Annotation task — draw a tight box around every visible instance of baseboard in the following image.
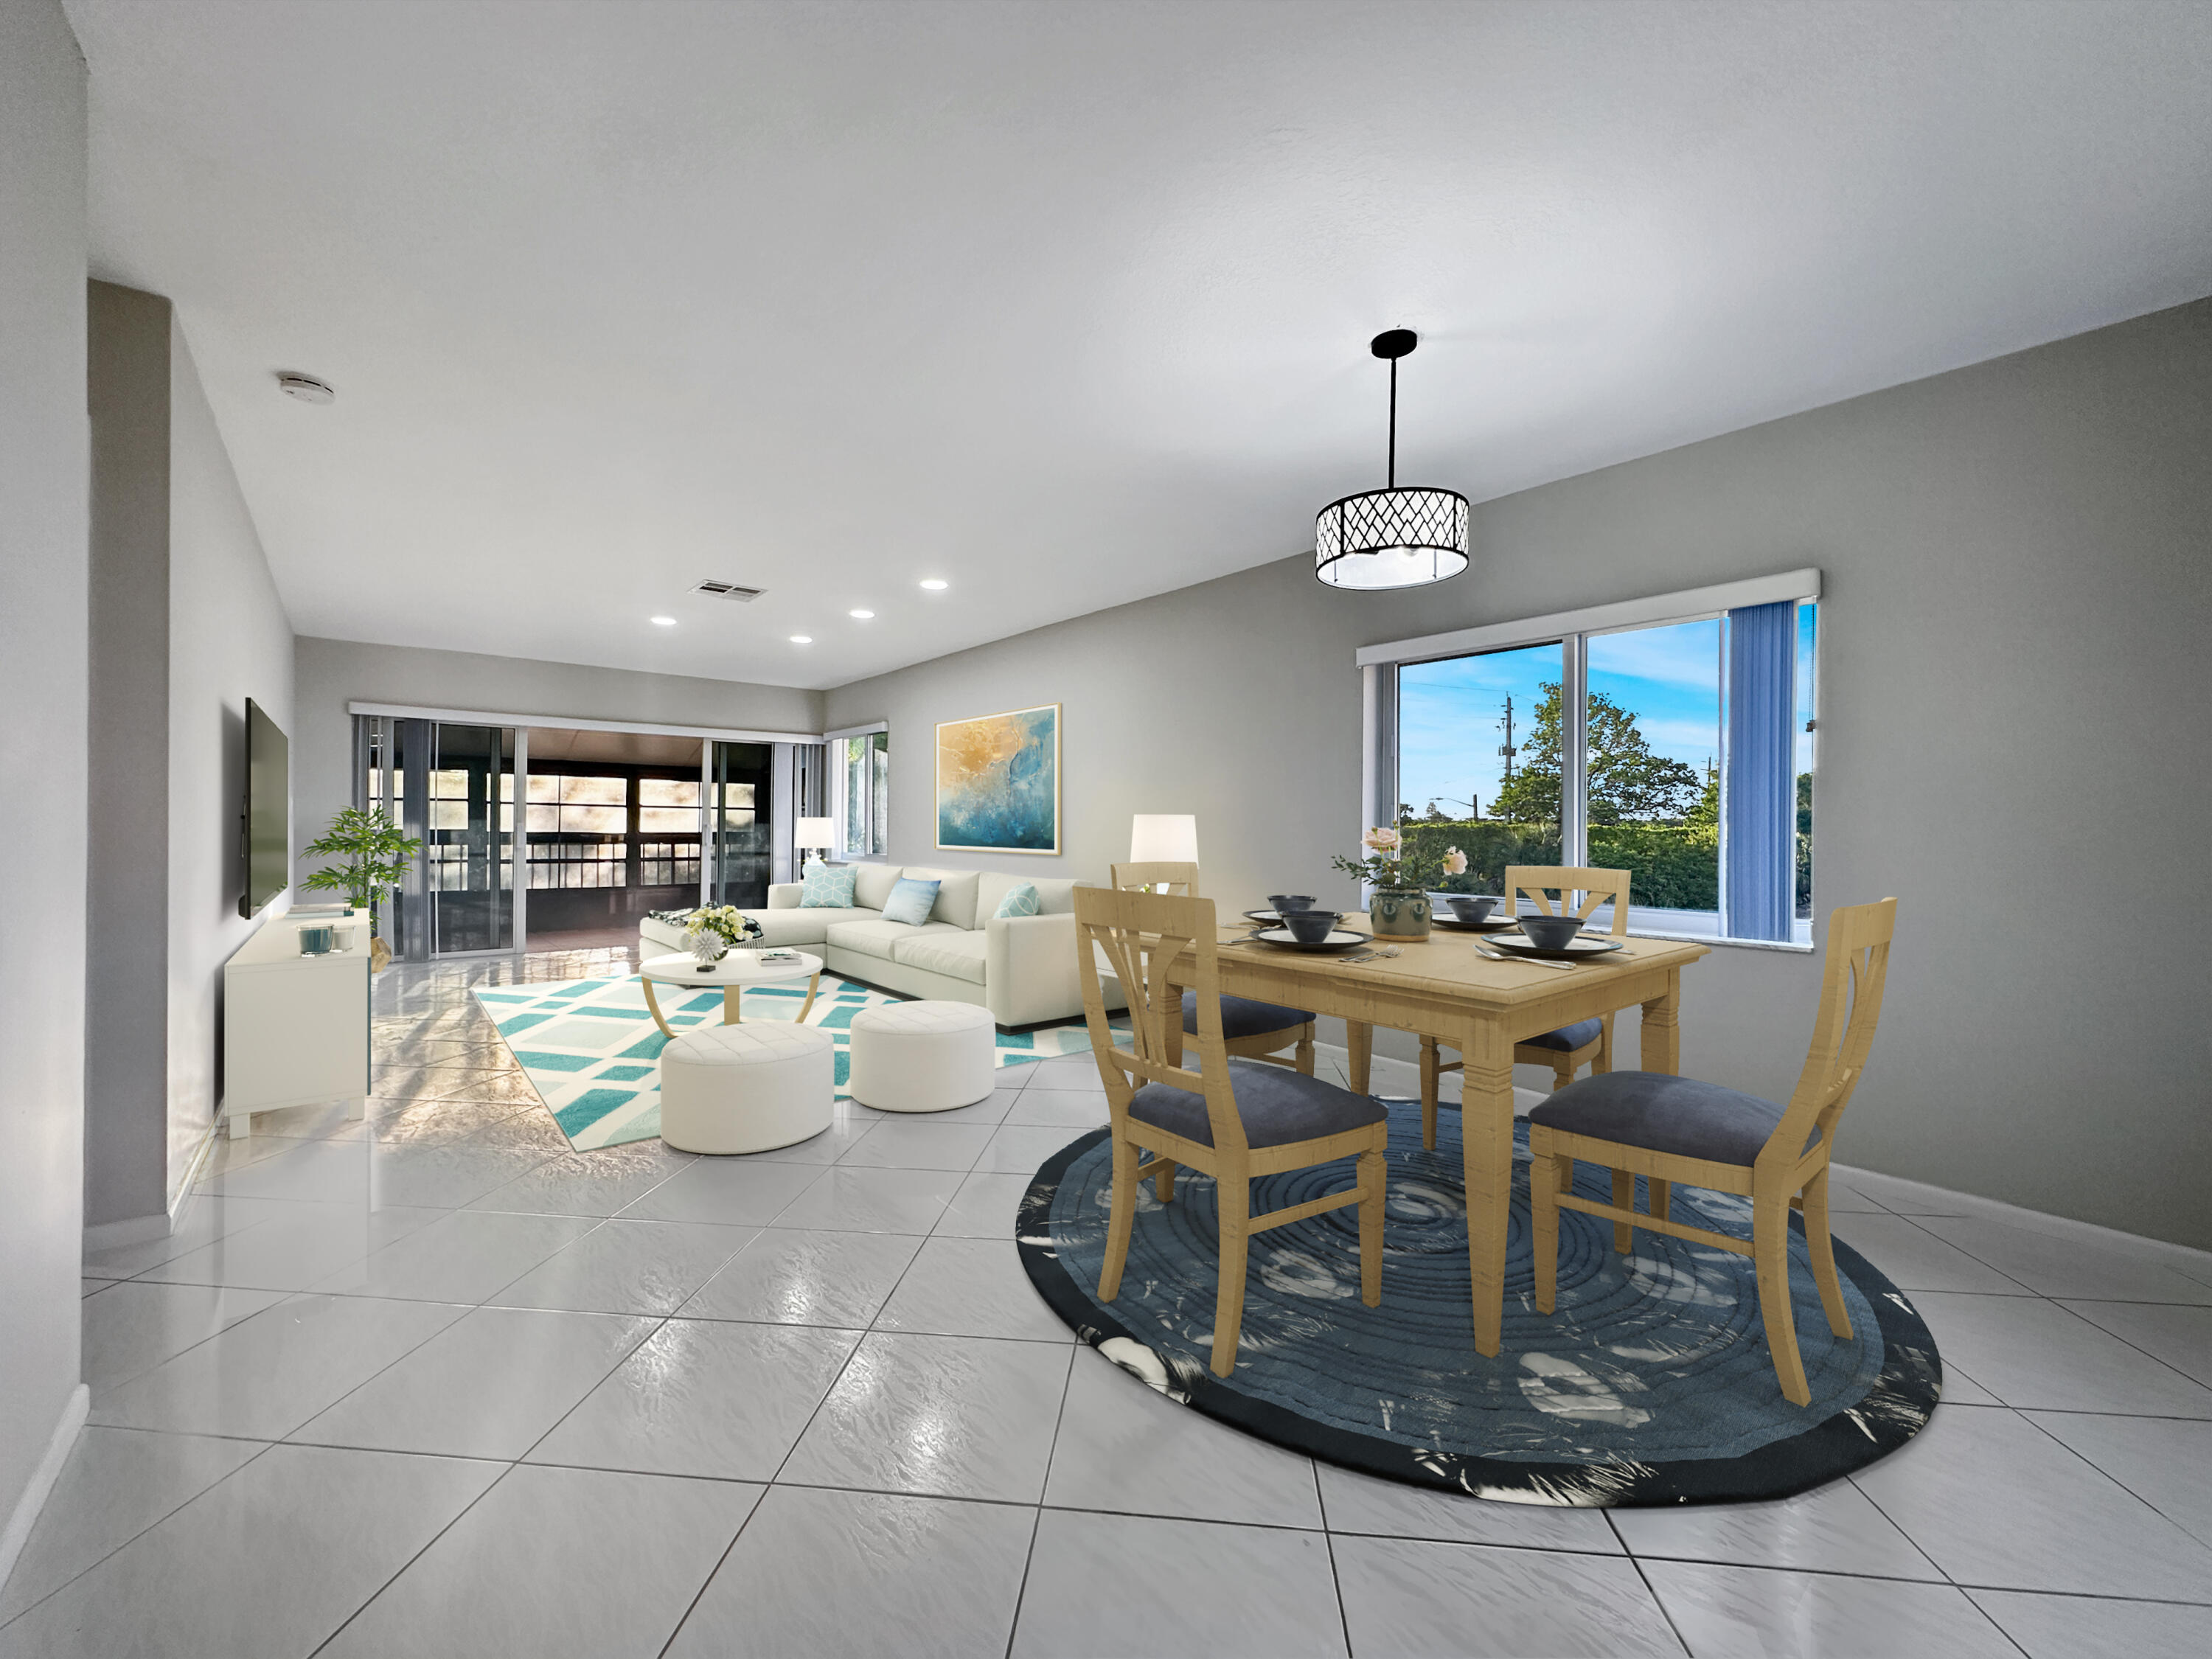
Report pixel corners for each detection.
[82,1118,221,1256]
[1308,1043,2212,1270]
[0,1382,88,1599]
[1827,1161,2212,1276]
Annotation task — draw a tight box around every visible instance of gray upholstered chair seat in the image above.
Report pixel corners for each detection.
[1130,1058,1386,1150]
[1181,990,1313,1040]
[1526,1070,1820,1166]
[1518,1017,1603,1053]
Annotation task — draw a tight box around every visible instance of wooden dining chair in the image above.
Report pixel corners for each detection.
[1527,897,1898,1406]
[1416,866,1632,1150]
[1075,886,1388,1377]
[1109,861,1316,1075]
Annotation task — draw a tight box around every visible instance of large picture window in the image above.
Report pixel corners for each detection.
[1371,573,1818,947]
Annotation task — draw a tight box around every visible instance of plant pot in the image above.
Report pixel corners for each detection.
[1368,888,1432,940]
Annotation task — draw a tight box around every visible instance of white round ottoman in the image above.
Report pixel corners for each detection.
[658,1022,834,1153]
[847,1000,998,1113]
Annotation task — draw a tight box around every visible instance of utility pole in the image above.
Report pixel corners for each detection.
[1498,695,1517,781]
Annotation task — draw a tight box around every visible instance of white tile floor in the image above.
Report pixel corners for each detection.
[11,944,2212,1656]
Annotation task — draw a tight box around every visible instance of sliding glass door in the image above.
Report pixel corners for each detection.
[358,716,516,961]
[706,741,773,909]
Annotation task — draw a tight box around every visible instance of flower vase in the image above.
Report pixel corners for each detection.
[682,925,731,967]
[1368,887,1432,940]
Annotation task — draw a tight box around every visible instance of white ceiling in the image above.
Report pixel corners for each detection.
[67,0,2212,691]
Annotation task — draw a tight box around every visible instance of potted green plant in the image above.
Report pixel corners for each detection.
[1331,823,1459,940]
[299,807,421,969]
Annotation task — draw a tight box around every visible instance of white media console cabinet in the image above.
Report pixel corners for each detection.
[222,910,371,1138]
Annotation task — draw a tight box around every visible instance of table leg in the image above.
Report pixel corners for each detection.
[641,977,676,1040]
[1346,1020,1373,1094]
[799,973,819,1021]
[1640,967,1682,1074]
[227,1110,250,1141]
[1459,1016,1516,1358]
[723,985,743,1024]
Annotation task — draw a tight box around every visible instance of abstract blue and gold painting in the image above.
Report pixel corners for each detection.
[936,703,1060,854]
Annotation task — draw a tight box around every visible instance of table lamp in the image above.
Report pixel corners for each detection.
[796,817,836,868]
[1128,814,1198,865]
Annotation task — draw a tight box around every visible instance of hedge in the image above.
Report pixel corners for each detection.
[1396,819,1719,911]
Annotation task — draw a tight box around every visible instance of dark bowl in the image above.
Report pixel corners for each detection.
[1266,893,1316,915]
[1281,910,1338,944]
[1445,895,1499,923]
[1517,913,1586,950]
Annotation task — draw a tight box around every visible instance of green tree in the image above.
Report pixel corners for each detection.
[1486,682,1703,826]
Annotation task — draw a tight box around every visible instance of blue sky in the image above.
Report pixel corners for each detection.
[1397,606,1815,818]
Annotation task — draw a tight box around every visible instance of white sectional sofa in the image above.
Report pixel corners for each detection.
[639,863,1117,1028]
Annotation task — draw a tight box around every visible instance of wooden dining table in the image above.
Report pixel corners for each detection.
[1162,918,1710,1358]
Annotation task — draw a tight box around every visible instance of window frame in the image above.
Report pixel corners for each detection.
[827,721,891,863]
[1363,571,1820,952]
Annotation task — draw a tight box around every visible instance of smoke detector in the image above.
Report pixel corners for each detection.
[276,372,335,405]
[693,580,764,602]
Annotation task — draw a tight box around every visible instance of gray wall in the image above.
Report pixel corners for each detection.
[293,636,825,887]
[829,296,2212,1250]
[167,313,296,1193]
[0,0,88,1570]
[83,282,295,1232]
[85,281,173,1229]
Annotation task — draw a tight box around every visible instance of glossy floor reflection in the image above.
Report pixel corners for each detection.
[12,947,2211,1655]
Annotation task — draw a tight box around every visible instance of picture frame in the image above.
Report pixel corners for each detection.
[935,703,1060,855]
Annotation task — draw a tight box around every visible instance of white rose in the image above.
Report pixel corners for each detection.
[1443,847,1469,875]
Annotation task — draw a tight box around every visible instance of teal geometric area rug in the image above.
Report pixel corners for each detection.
[473,972,1097,1151]
[1019,1101,1943,1507]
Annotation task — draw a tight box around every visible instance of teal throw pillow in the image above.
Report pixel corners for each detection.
[993,881,1041,919]
[880,876,942,926]
[799,863,857,908]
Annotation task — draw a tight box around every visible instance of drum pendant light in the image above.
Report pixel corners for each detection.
[1314,330,1470,590]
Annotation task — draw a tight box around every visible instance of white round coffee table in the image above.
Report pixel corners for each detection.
[639,950,823,1037]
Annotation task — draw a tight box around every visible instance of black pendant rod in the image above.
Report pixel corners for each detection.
[1387,355,1397,490]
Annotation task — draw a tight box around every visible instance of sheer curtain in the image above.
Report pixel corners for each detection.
[1722,601,1797,941]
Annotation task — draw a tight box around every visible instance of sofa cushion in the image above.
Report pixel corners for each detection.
[892,866,982,930]
[1129,1059,1387,1150]
[826,917,966,964]
[852,863,903,911]
[1527,1071,1818,1166]
[881,877,942,927]
[993,881,1040,919]
[799,864,857,908]
[890,930,989,986]
[1520,1018,1604,1054]
[979,872,1081,917]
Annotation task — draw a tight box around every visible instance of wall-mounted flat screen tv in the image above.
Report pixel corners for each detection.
[240,698,289,919]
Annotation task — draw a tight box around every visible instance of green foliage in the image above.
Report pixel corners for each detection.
[1486,681,1703,827]
[1397,818,1719,911]
[300,807,421,910]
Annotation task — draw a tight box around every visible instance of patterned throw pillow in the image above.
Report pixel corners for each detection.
[799,863,858,908]
[880,876,942,926]
[993,881,1040,919]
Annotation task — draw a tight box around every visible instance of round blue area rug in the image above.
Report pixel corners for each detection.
[1018,1100,1942,1506]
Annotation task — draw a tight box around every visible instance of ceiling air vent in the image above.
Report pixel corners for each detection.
[692,580,764,602]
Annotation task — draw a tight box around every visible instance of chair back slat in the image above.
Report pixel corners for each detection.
[1073,886,1248,1154]
[1502,866,1632,936]
[1761,897,1898,1170]
[1110,861,1200,897]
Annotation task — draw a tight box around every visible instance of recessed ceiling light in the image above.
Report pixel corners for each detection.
[650,615,677,626]
[789,634,813,644]
[919,579,948,591]
[849,608,874,619]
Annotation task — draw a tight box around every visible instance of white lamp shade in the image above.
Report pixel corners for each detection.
[795,817,836,849]
[1129,813,1198,864]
